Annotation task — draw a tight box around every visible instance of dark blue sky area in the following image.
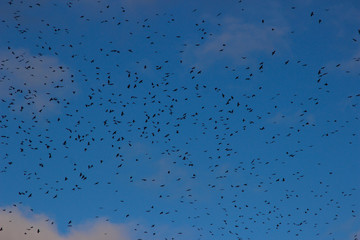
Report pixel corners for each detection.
[0,0,359,240]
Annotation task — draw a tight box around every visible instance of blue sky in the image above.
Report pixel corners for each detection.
[0,0,360,240]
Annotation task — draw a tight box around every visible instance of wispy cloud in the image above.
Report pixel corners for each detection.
[202,17,287,55]
[185,14,290,68]
[0,48,71,89]
[0,206,130,240]
[0,48,76,114]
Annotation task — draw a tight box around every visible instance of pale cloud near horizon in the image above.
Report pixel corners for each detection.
[0,207,130,240]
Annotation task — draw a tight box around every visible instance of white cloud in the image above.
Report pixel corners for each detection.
[202,18,286,56]
[0,48,76,114]
[184,14,290,68]
[0,207,130,240]
[0,48,71,89]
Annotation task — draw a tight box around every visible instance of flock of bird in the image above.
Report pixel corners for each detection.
[0,0,359,240]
